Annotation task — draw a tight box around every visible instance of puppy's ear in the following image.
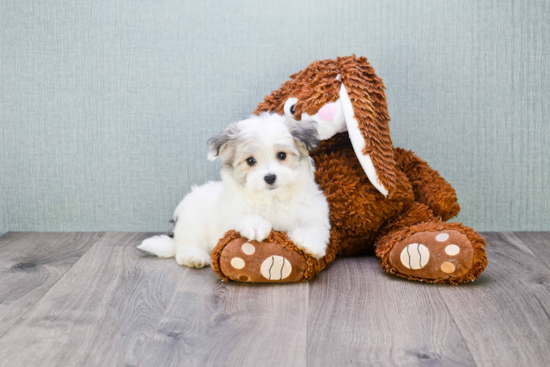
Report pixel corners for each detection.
[286,119,320,153]
[207,122,240,161]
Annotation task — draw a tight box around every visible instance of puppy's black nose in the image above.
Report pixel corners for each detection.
[264,174,276,185]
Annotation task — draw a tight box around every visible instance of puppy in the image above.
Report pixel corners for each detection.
[138,113,331,268]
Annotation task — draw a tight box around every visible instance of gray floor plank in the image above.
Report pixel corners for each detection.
[0,232,186,367]
[1,232,549,366]
[307,256,476,367]
[437,232,550,367]
[139,268,308,367]
[0,232,102,338]
[512,232,550,271]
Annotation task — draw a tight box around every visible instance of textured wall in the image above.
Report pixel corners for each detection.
[1,0,549,232]
[1,0,6,234]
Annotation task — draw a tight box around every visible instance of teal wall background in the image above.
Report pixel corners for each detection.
[1,0,549,233]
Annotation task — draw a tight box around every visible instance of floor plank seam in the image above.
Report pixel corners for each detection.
[0,232,106,341]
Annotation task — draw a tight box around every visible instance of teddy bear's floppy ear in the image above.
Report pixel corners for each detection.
[338,56,397,198]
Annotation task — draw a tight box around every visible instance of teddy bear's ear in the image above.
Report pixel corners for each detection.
[338,56,397,198]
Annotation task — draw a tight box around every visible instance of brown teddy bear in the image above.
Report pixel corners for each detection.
[211,55,487,284]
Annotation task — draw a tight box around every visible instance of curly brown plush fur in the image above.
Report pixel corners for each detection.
[211,55,487,284]
[394,148,461,221]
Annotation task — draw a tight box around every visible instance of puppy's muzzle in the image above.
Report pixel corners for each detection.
[264,174,276,185]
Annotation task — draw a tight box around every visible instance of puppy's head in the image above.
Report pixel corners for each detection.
[208,113,319,198]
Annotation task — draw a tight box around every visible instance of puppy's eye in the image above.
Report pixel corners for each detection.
[277,152,287,161]
[246,157,256,166]
[290,104,296,115]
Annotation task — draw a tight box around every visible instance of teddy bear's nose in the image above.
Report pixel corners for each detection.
[264,174,276,185]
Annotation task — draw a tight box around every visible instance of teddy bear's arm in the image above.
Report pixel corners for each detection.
[394,148,460,221]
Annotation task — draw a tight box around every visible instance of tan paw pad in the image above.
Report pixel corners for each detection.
[444,244,460,256]
[241,242,256,255]
[436,233,450,242]
[400,243,430,269]
[440,262,456,273]
[261,255,292,280]
[230,257,245,269]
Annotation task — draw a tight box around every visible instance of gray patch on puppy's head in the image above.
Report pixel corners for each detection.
[286,119,320,152]
[207,122,241,163]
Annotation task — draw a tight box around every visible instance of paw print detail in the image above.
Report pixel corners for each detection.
[440,262,456,273]
[230,257,245,269]
[260,255,292,280]
[435,233,449,242]
[400,243,430,269]
[444,244,460,256]
[390,230,475,280]
[218,237,307,283]
[241,242,256,255]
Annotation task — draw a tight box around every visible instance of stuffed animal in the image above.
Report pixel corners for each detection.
[211,55,487,284]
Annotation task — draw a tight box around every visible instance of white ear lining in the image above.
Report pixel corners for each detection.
[339,84,389,197]
[207,142,225,161]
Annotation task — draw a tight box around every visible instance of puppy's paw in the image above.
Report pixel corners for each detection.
[234,215,272,242]
[175,247,211,268]
[288,230,327,259]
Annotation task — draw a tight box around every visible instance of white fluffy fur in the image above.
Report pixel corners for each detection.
[138,113,331,268]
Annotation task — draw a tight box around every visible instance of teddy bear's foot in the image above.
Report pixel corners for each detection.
[376,222,487,284]
[211,230,326,283]
[216,237,306,283]
[391,230,474,279]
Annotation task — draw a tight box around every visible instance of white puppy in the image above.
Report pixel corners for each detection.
[138,113,331,268]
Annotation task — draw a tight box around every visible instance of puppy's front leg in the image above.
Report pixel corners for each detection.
[233,215,272,242]
[288,226,329,259]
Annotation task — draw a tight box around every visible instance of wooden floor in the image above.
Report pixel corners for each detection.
[0,232,549,367]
